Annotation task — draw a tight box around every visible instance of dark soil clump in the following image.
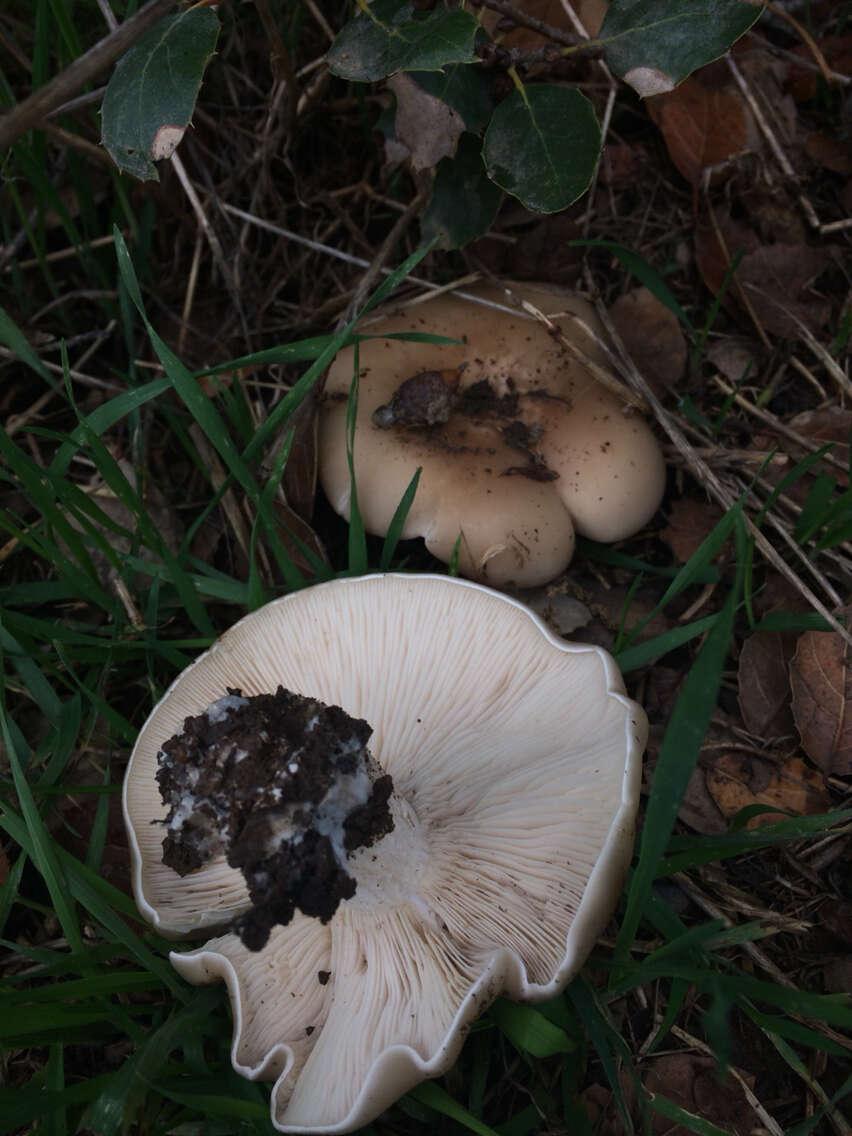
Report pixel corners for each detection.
[156,687,394,950]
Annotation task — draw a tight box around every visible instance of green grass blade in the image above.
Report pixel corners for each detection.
[615,579,739,964]
[0,680,84,954]
[378,467,421,571]
[407,1082,501,1136]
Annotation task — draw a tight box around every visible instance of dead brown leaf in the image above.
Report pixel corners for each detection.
[647,72,750,189]
[823,956,852,994]
[738,630,796,737]
[644,1054,756,1135]
[706,753,829,828]
[705,337,758,384]
[387,73,465,172]
[661,496,726,564]
[790,631,852,775]
[786,35,852,101]
[608,286,687,393]
[804,132,852,176]
[695,212,833,338]
[791,407,852,480]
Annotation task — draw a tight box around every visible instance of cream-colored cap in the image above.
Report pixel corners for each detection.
[319,284,666,587]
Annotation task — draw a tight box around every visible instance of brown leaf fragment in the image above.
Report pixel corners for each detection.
[644,1054,755,1135]
[823,957,852,995]
[738,631,796,737]
[387,73,465,172]
[608,286,687,393]
[737,243,833,338]
[706,753,829,828]
[660,496,726,564]
[786,35,852,101]
[695,213,833,338]
[790,631,852,775]
[804,132,852,176]
[647,75,749,188]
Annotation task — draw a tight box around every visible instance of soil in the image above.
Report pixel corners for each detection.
[156,687,394,950]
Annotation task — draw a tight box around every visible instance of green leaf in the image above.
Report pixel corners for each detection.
[101,7,220,180]
[483,84,600,213]
[421,133,503,249]
[615,576,740,962]
[407,1083,501,1136]
[409,65,494,132]
[600,0,765,96]
[327,0,479,81]
[490,1000,577,1058]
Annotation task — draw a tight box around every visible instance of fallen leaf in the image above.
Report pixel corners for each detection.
[679,763,727,834]
[791,407,852,481]
[644,1054,756,1135]
[601,140,645,190]
[609,286,687,393]
[705,337,758,383]
[790,631,852,775]
[388,72,465,172]
[738,631,796,737]
[660,496,726,563]
[647,72,751,188]
[695,213,833,338]
[468,212,585,286]
[737,243,833,338]
[706,753,829,828]
[824,957,852,994]
[804,132,852,176]
[786,35,852,102]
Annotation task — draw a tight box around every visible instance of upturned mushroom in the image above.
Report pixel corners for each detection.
[319,283,666,587]
[123,574,645,1133]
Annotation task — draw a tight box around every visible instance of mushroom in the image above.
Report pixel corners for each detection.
[319,283,666,587]
[123,573,645,1133]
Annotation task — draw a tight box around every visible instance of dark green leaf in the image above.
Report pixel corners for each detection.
[483,84,600,213]
[101,8,220,180]
[421,133,503,248]
[409,65,494,132]
[328,0,479,81]
[600,0,764,96]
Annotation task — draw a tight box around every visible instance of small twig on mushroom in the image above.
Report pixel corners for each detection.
[519,298,649,412]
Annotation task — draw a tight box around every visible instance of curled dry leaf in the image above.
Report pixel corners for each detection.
[737,630,796,737]
[387,73,466,172]
[646,69,753,189]
[660,496,726,564]
[644,1054,756,1135]
[790,631,852,776]
[608,286,687,393]
[706,753,829,828]
[695,212,833,339]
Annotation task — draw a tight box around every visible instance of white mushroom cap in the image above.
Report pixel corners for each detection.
[123,574,645,1133]
[319,284,666,586]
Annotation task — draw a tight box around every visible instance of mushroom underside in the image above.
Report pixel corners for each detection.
[124,575,645,1133]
